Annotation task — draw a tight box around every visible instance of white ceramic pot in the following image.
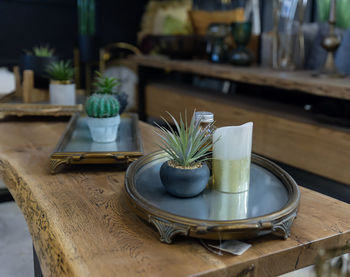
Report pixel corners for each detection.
[87,115,120,143]
[49,82,76,105]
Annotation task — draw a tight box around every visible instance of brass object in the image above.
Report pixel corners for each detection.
[319,0,343,77]
[85,62,92,95]
[73,47,81,89]
[124,151,300,243]
[99,42,141,73]
[50,112,143,173]
[50,80,73,85]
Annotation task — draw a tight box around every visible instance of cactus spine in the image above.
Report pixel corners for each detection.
[86,93,119,118]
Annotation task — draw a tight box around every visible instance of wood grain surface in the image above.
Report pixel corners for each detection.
[0,119,350,277]
[132,55,350,101]
[146,83,350,186]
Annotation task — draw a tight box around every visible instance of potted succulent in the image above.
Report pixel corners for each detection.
[93,72,127,114]
[47,60,75,105]
[21,45,58,87]
[85,73,120,143]
[156,111,214,198]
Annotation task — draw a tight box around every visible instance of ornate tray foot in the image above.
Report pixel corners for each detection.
[272,212,297,239]
[149,216,189,244]
[49,159,69,174]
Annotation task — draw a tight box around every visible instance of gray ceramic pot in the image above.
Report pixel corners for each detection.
[160,161,210,198]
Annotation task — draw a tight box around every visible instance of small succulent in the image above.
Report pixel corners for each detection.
[46,60,74,81]
[155,111,214,168]
[93,71,120,94]
[85,94,120,118]
[27,45,55,57]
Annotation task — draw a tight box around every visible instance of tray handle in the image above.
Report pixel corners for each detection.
[196,222,272,234]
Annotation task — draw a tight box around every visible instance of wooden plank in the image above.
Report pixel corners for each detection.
[22,70,49,103]
[13,66,22,98]
[0,120,350,277]
[131,55,350,101]
[146,83,350,185]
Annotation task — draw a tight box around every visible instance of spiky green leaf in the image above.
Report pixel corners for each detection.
[46,60,74,81]
[154,111,216,167]
[93,71,120,95]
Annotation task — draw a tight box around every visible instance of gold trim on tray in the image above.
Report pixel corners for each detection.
[50,80,74,85]
[50,112,143,174]
[124,151,300,243]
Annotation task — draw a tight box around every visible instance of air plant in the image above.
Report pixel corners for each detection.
[155,111,215,168]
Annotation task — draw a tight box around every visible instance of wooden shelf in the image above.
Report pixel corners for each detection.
[146,82,350,185]
[132,55,350,101]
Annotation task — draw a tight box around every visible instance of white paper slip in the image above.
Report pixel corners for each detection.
[208,240,252,256]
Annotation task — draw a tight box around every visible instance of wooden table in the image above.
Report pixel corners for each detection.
[1,118,350,277]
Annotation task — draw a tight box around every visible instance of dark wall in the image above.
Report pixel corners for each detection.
[99,1,145,47]
[0,0,146,66]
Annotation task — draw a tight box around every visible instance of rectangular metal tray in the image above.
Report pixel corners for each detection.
[50,112,143,173]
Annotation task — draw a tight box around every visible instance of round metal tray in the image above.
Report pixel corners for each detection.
[125,151,300,243]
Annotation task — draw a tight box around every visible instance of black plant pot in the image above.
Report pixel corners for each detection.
[79,35,98,62]
[21,54,58,88]
[160,161,210,198]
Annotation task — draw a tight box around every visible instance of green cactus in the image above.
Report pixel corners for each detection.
[85,93,120,118]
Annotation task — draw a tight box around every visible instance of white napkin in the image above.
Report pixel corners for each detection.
[206,240,251,256]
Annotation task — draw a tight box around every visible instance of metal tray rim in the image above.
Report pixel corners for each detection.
[124,150,300,243]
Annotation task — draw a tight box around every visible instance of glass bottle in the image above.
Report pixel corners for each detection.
[195,111,216,172]
[195,111,215,134]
